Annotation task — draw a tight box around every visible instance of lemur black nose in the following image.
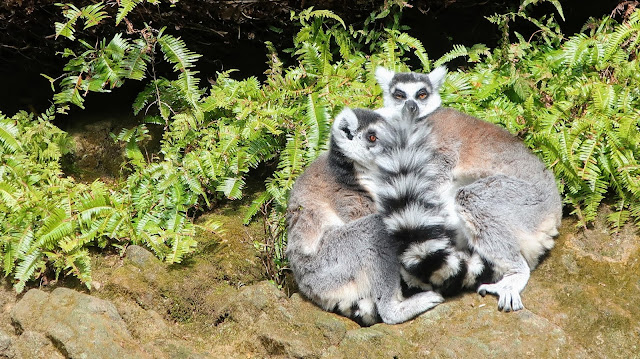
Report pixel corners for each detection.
[404,100,418,115]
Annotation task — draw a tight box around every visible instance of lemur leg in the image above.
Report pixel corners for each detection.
[376,286,444,324]
[455,175,550,312]
[373,238,444,324]
[288,212,443,325]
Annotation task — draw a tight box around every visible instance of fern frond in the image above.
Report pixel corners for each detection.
[380,36,399,68]
[116,0,143,25]
[35,208,74,249]
[577,136,602,191]
[520,0,565,21]
[4,226,33,276]
[54,3,82,40]
[299,9,346,29]
[217,177,245,200]
[630,200,640,226]
[54,75,87,108]
[158,32,201,72]
[121,38,151,80]
[243,191,272,225]
[14,250,43,293]
[591,83,615,114]
[0,119,21,153]
[607,199,630,233]
[303,93,330,159]
[63,249,92,287]
[563,33,603,67]
[296,42,324,75]
[0,181,19,207]
[163,212,197,263]
[54,3,108,40]
[81,3,109,29]
[603,11,640,61]
[434,44,470,68]
[245,136,279,169]
[396,33,431,70]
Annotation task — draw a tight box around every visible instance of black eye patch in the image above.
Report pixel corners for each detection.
[392,89,406,100]
[416,88,429,100]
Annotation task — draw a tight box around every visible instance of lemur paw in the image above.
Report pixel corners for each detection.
[419,290,445,305]
[477,283,524,312]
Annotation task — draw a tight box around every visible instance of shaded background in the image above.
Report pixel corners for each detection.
[0,0,622,115]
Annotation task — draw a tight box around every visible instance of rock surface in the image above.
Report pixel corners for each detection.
[10,287,147,359]
[0,211,638,358]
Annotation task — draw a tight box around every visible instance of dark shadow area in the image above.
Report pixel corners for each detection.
[0,1,623,115]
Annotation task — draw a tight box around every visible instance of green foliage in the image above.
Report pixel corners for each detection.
[442,9,640,230]
[0,108,200,292]
[116,0,161,25]
[54,3,108,40]
[10,0,637,289]
[43,0,421,283]
[0,108,97,292]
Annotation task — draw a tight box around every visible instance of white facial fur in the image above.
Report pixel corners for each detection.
[375,66,447,118]
[331,108,386,171]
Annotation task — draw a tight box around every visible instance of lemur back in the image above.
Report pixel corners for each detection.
[286,107,443,326]
[375,67,563,311]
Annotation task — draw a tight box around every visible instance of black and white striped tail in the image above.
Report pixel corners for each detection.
[374,104,485,296]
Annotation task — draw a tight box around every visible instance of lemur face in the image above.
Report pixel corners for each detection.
[375,66,447,119]
[331,108,394,170]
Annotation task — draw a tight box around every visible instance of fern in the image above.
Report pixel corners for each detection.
[116,0,144,25]
[0,119,21,153]
[55,3,108,40]
[303,93,330,160]
[434,44,472,68]
[14,250,44,293]
[81,3,109,28]
[603,10,640,61]
[157,32,201,73]
[121,38,151,80]
[297,8,346,29]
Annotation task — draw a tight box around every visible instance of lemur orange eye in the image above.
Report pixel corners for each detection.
[418,92,427,99]
[368,134,377,142]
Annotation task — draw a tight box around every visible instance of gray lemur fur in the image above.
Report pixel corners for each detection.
[374,66,563,311]
[372,100,489,298]
[285,107,443,326]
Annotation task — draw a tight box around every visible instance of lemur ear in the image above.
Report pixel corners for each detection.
[428,66,447,90]
[375,67,395,91]
[332,107,358,140]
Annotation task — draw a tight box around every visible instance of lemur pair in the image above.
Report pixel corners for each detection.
[285,66,562,326]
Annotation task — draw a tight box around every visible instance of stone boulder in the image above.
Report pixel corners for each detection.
[10,287,149,359]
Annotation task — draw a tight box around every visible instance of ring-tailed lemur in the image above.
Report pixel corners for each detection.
[374,66,563,311]
[372,102,493,298]
[286,107,443,326]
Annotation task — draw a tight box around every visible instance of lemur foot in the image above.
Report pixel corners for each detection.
[477,282,524,312]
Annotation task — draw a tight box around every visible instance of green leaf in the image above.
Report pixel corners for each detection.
[116,0,143,25]
[217,177,245,200]
[0,120,22,153]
